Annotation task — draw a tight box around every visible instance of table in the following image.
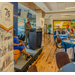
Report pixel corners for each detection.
[60,37,67,40]
[61,39,75,60]
[70,34,75,38]
[59,34,68,40]
[54,34,68,40]
[61,39,75,52]
[60,62,75,72]
[59,34,68,38]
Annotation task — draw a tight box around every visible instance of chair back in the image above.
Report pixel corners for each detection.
[56,52,70,69]
[55,42,59,48]
[55,35,62,48]
[19,34,23,40]
[22,35,25,41]
[57,35,62,43]
[18,35,20,38]
[28,65,37,72]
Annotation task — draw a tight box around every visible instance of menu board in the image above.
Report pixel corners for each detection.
[0,2,14,72]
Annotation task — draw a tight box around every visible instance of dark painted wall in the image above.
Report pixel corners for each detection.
[11,2,18,36]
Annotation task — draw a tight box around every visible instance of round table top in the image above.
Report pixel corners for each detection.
[60,62,75,72]
[59,34,68,37]
[62,40,75,44]
[61,40,75,49]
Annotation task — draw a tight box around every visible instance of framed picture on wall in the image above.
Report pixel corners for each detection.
[53,20,71,30]
[39,18,44,29]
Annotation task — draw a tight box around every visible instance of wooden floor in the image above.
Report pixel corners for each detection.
[29,34,59,72]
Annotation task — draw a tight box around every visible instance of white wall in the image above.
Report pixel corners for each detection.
[36,13,42,28]
[45,19,51,25]
[45,19,53,33]
[45,19,50,33]
[19,11,27,19]
[50,19,53,34]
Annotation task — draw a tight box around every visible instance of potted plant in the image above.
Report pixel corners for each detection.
[47,24,51,34]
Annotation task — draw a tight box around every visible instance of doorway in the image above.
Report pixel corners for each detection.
[44,24,47,34]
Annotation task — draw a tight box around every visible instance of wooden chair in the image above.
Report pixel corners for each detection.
[18,35,20,38]
[55,36,65,52]
[56,52,70,70]
[22,35,25,41]
[14,49,22,64]
[19,34,23,40]
[57,35,62,43]
[28,65,37,72]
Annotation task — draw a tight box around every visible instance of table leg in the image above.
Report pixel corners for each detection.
[73,46,75,61]
[65,48,67,52]
[65,44,67,52]
[74,53,75,61]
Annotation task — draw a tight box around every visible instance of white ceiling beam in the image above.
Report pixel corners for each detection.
[46,10,75,14]
[46,12,75,15]
[34,2,50,12]
[46,9,75,13]
[43,2,51,11]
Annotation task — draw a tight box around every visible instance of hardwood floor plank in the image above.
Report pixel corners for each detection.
[29,34,59,72]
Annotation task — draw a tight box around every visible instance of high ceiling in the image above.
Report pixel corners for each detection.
[34,2,75,20]
[19,2,75,20]
[44,2,75,11]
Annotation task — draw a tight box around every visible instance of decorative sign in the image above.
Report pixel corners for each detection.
[39,18,44,47]
[54,21,71,29]
[0,2,14,72]
[0,3,13,29]
[39,18,44,29]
